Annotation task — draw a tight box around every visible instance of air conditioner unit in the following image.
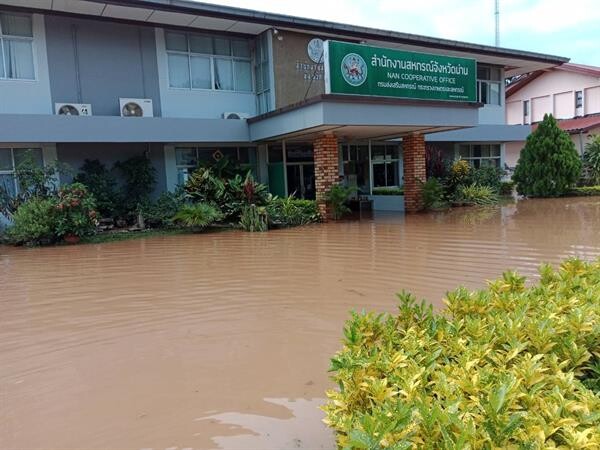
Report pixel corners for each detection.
[222,112,250,120]
[119,98,153,117]
[55,103,92,116]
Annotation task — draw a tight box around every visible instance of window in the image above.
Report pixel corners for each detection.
[174,146,257,185]
[165,31,252,92]
[371,145,401,188]
[477,65,501,105]
[0,12,35,80]
[575,90,583,110]
[342,145,370,195]
[523,100,529,123]
[458,144,501,168]
[0,147,43,196]
[255,32,272,114]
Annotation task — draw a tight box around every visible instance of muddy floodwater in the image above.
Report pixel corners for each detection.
[2,197,600,450]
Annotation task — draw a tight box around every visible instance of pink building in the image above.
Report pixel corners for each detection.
[505,63,600,167]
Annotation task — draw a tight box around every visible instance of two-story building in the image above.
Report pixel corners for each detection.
[0,0,567,215]
[505,63,600,167]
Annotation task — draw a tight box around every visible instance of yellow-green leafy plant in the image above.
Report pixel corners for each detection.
[323,258,600,449]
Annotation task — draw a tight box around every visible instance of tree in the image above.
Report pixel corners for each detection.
[583,134,600,185]
[513,114,581,197]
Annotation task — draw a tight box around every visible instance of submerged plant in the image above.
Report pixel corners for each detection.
[172,203,222,229]
[454,183,499,206]
[324,184,353,220]
[239,204,268,232]
[324,258,600,449]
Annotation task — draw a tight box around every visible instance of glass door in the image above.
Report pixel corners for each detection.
[286,163,315,199]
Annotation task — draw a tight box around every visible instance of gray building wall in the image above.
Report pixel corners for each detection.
[44,15,161,117]
[57,143,167,195]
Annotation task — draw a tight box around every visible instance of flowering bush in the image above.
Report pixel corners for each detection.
[54,183,98,238]
[324,259,600,449]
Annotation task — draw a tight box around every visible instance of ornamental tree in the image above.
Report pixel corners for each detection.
[513,114,581,197]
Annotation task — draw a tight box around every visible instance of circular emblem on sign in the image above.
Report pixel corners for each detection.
[307,38,324,63]
[341,53,368,86]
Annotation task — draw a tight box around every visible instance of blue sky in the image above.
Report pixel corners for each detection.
[207,0,600,66]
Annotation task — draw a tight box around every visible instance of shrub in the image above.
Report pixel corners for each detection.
[185,168,269,221]
[425,144,448,179]
[0,151,69,220]
[140,189,186,228]
[453,183,499,206]
[470,166,505,193]
[267,196,320,226]
[583,134,600,185]
[54,183,98,238]
[114,154,156,217]
[6,197,57,245]
[324,259,600,449]
[513,114,581,197]
[74,159,119,218]
[500,181,515,196]
[172,202,222,229]
[421,177,448,210]
[569,185,600,197]
[372,187,404,196]
[239,204,268,232]
[325,184,354,220]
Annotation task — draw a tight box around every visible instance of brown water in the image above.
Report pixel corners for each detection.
[2,197,600,450]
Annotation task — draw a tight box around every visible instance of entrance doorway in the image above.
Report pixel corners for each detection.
[286,164,315,199]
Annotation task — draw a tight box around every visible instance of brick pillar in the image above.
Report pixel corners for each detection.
[314,134,339,221]
[403,133,426,212]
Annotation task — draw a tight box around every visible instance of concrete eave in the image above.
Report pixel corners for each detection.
[0,114,251,143]
[248,95,482,142]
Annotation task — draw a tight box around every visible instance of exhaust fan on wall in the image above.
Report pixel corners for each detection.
[55,103,92,116]
[119,98,154,117]
[223,112,250,120]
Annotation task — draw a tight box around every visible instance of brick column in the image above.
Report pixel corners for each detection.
[403,133,426,212]
[314,134,339,221]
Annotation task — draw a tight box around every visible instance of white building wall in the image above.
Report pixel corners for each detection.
[0,14,52,114]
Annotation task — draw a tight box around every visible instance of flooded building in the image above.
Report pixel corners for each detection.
[0,0,567,215]
[505,63,600,167]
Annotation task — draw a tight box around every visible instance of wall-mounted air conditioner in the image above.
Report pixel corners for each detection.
[222,112,250,120]
[55,103,92,116]
[119,98,153,117]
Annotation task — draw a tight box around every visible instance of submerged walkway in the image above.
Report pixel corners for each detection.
[2,197,600,450]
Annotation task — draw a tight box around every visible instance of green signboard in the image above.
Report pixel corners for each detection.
[324,40,477,102]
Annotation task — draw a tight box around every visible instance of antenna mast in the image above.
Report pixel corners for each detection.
[495,0,500,46]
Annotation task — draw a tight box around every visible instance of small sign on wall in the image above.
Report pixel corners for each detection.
[324,40,477,102]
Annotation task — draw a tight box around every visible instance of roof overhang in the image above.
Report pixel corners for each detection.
[0,114,251,143]
[0,0,568,76]
[248,95,481,142]
[426,124,532,142]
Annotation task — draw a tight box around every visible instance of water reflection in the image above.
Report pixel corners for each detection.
[2,197,600,450]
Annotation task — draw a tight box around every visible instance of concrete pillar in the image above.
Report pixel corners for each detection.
[314,134,339,221]
[403,133,426,212]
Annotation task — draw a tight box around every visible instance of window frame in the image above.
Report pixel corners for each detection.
[174,146,257,185]
[523,99,530,123]
[575,90,583,109]
[0,147,44,195]
[0,11,36,82]
[165,31,253,93]
[371,145,401,188]
[457,143,502,168]
[476,65,502,106]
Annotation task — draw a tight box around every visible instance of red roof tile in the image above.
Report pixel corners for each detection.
[532,115,600,134]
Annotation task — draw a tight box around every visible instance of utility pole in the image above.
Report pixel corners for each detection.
[495,0,500,46]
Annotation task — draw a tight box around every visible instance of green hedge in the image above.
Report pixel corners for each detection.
[372,187,404,196]
[324,259,600,449]
[569,186,600,197]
